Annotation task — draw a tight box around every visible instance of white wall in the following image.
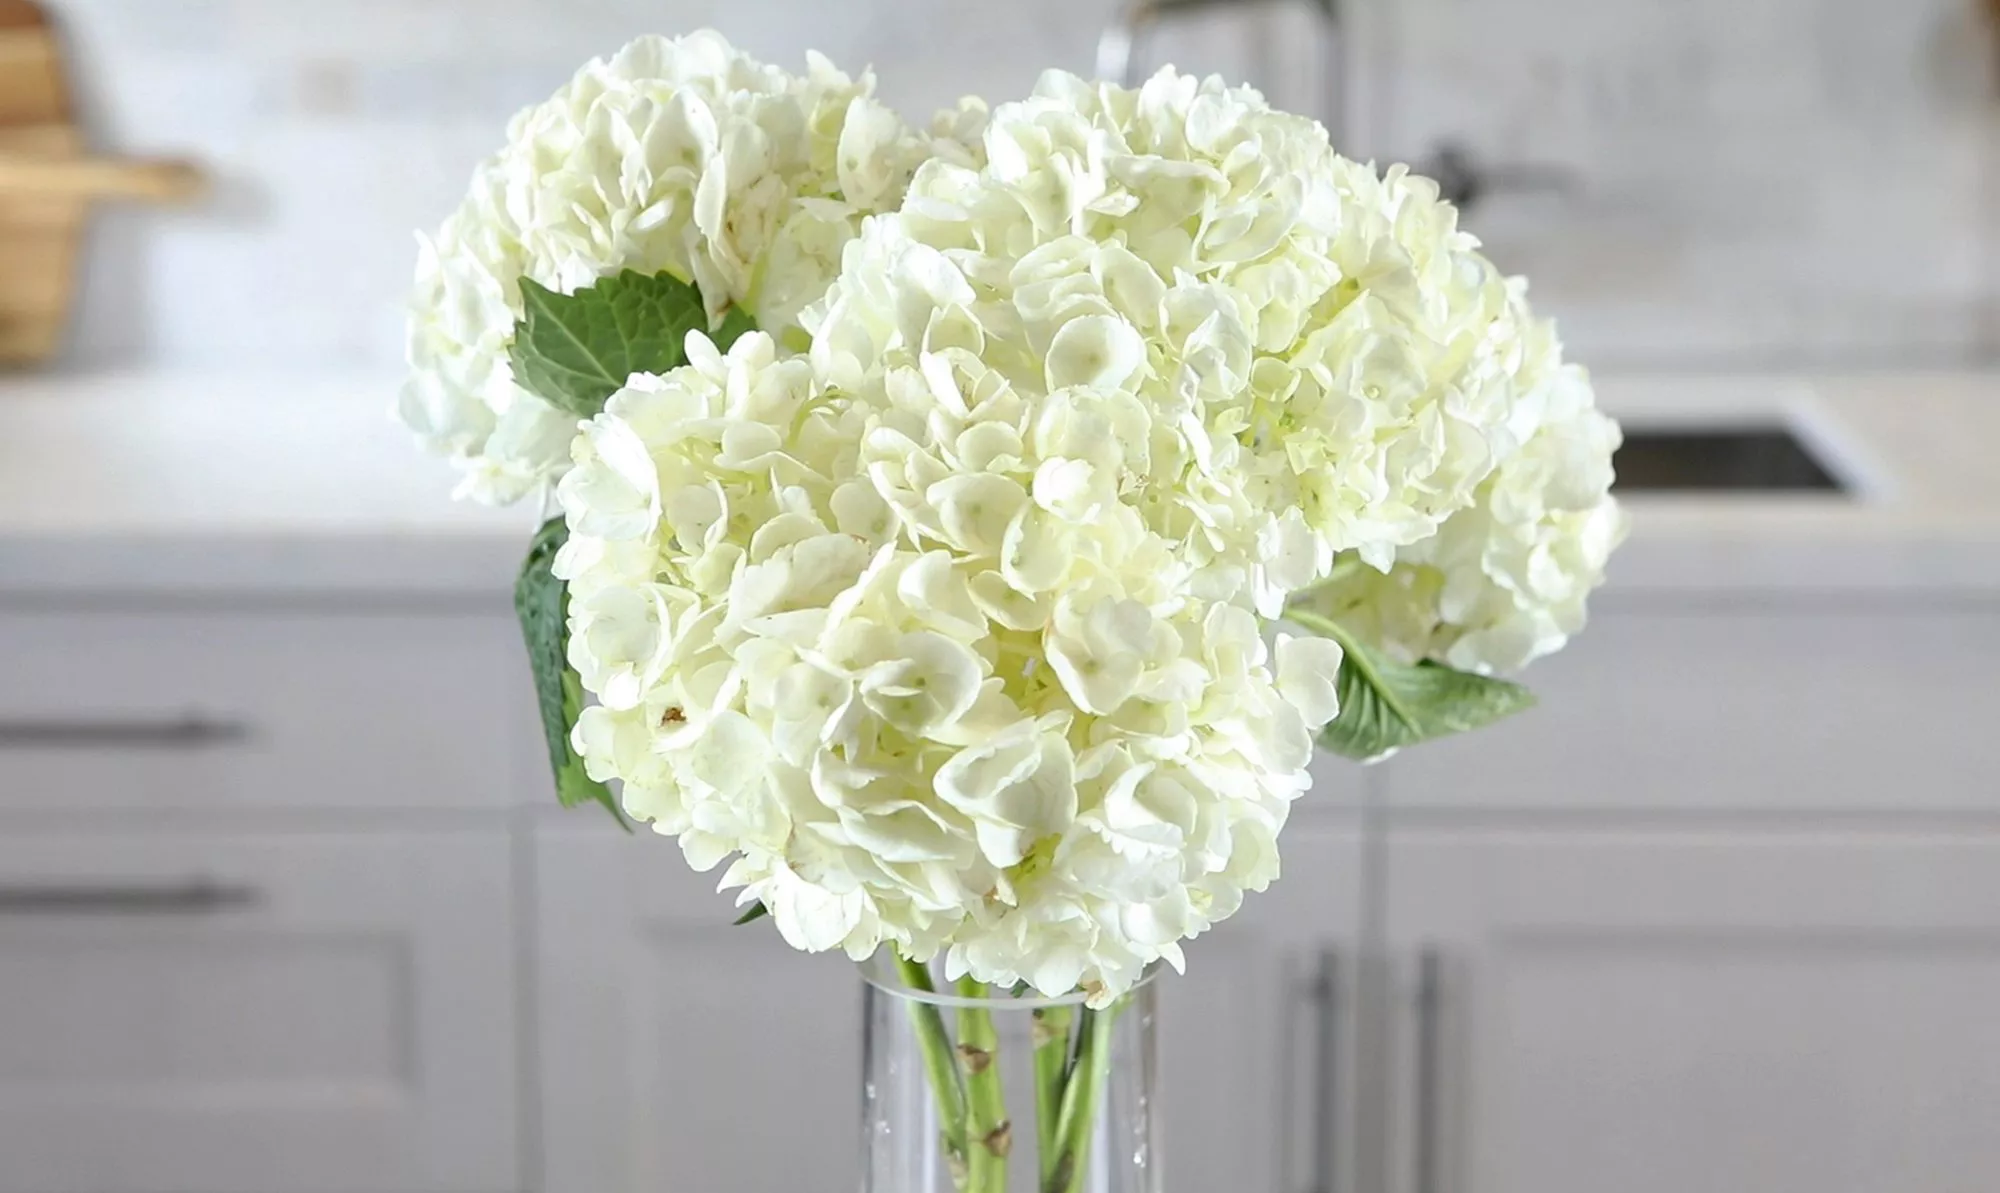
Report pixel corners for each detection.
[1381,0,2000,370]
[45,0,2000,374]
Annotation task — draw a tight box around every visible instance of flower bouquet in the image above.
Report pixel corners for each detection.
[400,30,1625,1193]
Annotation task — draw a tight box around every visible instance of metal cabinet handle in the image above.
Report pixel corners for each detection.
[0,877,260,914]
[1412,949,1444,1193]
[1303,947,1342,1193]
[0,713,249,750]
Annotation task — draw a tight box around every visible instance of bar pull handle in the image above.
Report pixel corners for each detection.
[1412,948,1445,1193]
[0,877,260,915]
[1302,946,1342,1193]
[0,713,249,750]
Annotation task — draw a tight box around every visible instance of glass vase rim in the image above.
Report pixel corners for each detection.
[859,951,1162,1010]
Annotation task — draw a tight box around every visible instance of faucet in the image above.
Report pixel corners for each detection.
[1097,0,1346,146]
[1095,0,1577,215]
[1415,141,1579,212]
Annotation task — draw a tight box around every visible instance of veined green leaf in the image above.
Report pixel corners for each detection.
[516,517,627,828]
[508,270,744,418]
[1287,608,1537,761]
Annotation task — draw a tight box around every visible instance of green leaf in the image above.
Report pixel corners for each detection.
[1288,609,1537,761]
[508,270,739,418]
[732,904,770,927]
[516,517,628,828]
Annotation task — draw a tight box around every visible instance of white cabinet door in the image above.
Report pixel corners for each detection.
[1377,608,2000,812]
[535,827,863,1193]
[0,831,519,1193]
[1158,824,1364,1193]
[1378,832,2000,1193]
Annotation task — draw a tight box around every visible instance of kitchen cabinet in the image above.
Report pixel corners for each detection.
[536,822,1368,1193]
[535,825,864,1193]
[1371,831,2000,1193]
[7,426,2000,1193]
[0,830,520,1193]
[1156,825,1364,1193]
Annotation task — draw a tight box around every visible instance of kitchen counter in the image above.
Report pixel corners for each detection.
[0,369,1996,599]
[0,372,531,597]
[1594,373,2000,598]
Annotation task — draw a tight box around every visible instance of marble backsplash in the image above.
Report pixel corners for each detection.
[45,0,2000,374]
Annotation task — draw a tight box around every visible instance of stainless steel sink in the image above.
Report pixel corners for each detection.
[1613,426,1850,494]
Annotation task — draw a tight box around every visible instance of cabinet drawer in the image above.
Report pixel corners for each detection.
[0,609,531,811]
[1379,609,2000,812]
[0,830,519,1193]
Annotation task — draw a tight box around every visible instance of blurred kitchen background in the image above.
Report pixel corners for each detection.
[24,0,2000,372]
[1,2,1998,1193]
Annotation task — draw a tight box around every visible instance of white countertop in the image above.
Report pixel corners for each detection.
[1592,372,2000,597]
[0,369,1996,598]
[0,372,531,597]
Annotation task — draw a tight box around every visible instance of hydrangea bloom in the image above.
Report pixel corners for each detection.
[1300,364,1629,674]
[399,32,984,504]
[545,64,1620,1003]
[815,68,1567,618]
[558,322,1345,1001]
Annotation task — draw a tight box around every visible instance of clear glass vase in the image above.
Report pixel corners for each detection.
[860,954,1162,1193]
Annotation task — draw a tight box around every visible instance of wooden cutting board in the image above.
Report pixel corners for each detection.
[1989,0,2000,83]
[0,0,204,366]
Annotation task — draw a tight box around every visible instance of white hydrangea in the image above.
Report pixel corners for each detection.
[399,31,986,505]
[540,63,1621,1003]
[815,67,1565,617]
[557,324,1347,1003]
[1298,364,1629,674]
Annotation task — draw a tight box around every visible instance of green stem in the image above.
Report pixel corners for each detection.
[1046,1001,1121,1193]
[897,956,969,1182]
[1288,605,1434,726]
[956,977,1011,1193]
[1285,607,1363,664]
[1032,1005,1075,1186]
